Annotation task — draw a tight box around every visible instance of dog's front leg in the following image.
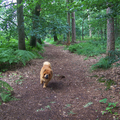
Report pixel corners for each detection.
[43,83,47,88]
[43,81,49,88]
[40,78,43,84]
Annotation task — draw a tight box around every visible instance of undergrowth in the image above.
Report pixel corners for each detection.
[67,40,106,57]
[0,77,14,105]
[99,98,118,116]
[91,50,120,70]
[0,38,43,71]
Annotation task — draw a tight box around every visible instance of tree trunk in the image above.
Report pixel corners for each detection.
[115,17,118,40]
[82,19,84,40]
[17,0,26,50]
[88,15,92,38]
[54,35,58,42]
[53,27,58,42]
[100,28,103,39]
[104,23,107,40]
[106,7,115,56]
[30,4,41,47]
[66,0,70,45]
[71,12,76,43]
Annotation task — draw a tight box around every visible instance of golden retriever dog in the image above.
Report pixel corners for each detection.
[40,61,53,88]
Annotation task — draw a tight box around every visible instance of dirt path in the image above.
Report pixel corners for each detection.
[0,44,119,120]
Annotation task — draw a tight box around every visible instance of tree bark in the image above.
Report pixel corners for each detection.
[106,7,115,56]
[100,28,103,39]
[30,4,41,47]
[17,0,26,50]
[66,0,70,45]
[88,15,92,38]
[71,12,76,43]
[115,17,118,40]
[104,23,107,40]
[82,19,84,40]
[53,27,58,42]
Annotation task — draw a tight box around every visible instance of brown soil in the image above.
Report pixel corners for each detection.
[0,44,120,120]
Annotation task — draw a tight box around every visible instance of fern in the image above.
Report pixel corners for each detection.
[0,80,13,92]
[91,57,111,70]
[91,50,120,70]
[0,48,39,67]
[15,50,37,65]
[0,48,15,63]
[0,80,13,103]
[67,40,106,57]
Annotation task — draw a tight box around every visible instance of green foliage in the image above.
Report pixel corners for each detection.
[83,102,93,108]
[91,57,111,70]
[0,37,43,71]
[15,50,37,65]
[68,40,106,57]
[99,98,107,103]
[45,37,58,45]
[96,76,116,90]
[0,48,38,66]
[91,50,120,70]
[105,79,116,90]
[99,98,118,115]
[0,80,13,104]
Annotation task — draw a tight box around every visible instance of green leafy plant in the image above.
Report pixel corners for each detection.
[91,50,120,70]
[99,98,118,115]
[0,80,14,104]
[97,76,116,90]
[91,57,112,70]
[64,104,71,108]
[68,110,76,115]
[0,48,41,71]
[15,50,37,65]
[83,102,93,108]
[67,40,106,57]
[15,79,23,85]
[0,37,43,71]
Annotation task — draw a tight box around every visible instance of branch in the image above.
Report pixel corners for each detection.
[0,16,17,26]
[0,3,16,8]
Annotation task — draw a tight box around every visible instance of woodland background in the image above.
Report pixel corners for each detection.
[0,0,120,107]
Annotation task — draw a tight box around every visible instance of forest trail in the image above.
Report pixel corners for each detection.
[0,44,117,120]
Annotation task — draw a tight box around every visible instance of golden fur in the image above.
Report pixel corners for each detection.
[40,61,53,88]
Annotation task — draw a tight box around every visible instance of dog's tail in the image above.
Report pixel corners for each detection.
[43,61,51,68]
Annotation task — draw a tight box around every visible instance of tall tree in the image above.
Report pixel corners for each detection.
[106,6,115,56]
[66,0,70,45]
[17,0,26,50]
[53,27,58,42]
[71,11,76,43]
[30,4,41,47]
[88,14,92,38]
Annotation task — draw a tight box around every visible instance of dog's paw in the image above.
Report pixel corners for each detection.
[43,86,46,88]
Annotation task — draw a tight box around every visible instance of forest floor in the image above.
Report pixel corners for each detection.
[1,43,120,120]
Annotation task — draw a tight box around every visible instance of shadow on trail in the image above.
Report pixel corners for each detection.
[47,81,64,90]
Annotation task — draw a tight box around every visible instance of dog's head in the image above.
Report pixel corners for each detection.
[43,69,52,82]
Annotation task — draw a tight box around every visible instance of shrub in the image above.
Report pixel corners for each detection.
[0,48,38,66]
[91,50,120,70]
[67,40,106,56]
[91,57,111,70]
